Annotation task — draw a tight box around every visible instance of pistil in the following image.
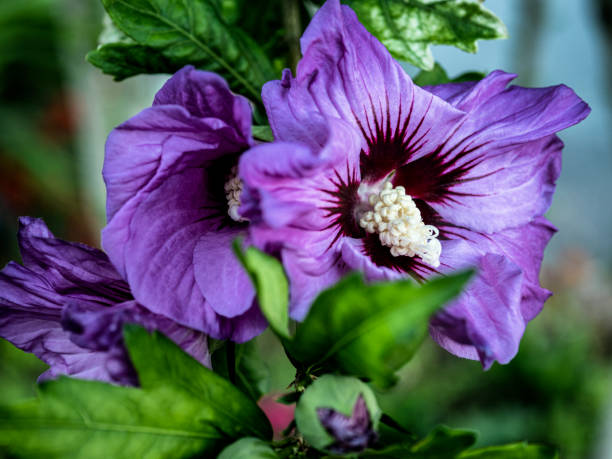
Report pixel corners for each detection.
[224,166,247,222]
[359,181,441,267]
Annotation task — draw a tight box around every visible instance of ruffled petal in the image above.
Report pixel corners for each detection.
[240,117,362,260]
[395,71,589,233]
[102,69,261,340]
[17,217,131,304]
[0,218,211,384]
[153,65,253,141]
[444,217,556,322]
[262,0,465,183]
[431,252,525,369]
[63,300,210,384]
[395,135,564,233]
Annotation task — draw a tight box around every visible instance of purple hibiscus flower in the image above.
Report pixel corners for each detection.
[0,217,210,385]
[102,66,267,342]
[238,0,590,368]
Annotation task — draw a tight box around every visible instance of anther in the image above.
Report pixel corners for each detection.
[224,166,247,222]
[359,182,441,267]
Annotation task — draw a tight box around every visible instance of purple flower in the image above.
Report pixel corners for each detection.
[317,395,378,454]
[102,66,267,342]
[239,0,590,368]
[0,217,210,385]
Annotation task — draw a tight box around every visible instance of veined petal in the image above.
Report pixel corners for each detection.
[240,117,362,255]
[0,218,210,384]
[394,135,563,232]
[431,252,525,369]
[262,0,465,183]
[102,68,262,341]
[445,217,556,322]
[153,65,253,141]
[105,167,264,341]
[399,71,589,232]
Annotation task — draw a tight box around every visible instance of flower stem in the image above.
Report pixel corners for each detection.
[282,0,302,72]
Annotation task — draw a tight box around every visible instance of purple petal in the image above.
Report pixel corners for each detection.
[0,218,211,384]
[431,252,524,369]
[394,135,564,233]
[445,217,556,322]
[153,66,253,141]
[102,69,262,340]
[17,217,131,304]
[317,395,378,454]
[262,0,465,182]
[193,231,255,318]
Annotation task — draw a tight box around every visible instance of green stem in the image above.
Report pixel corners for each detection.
[282,0,302,73]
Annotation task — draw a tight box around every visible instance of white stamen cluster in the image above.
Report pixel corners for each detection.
[224,166,246,222]
[359,181,441,267]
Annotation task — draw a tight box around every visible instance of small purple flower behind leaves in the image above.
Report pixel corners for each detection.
[317,395,378,454]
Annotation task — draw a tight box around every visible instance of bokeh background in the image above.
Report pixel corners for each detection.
[0,1,610,457]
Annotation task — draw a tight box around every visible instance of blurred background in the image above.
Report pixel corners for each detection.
[0,0,610,457]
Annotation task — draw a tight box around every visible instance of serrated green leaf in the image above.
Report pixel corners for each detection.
[344,0,508,70]
[458,442,558,459]
[99,0,276,102]
[87,42,180,81]
[233,241,290,339]
[295,374,381,452]
[0,326,272,458]
[211,340,270,401]
[218,437,279,459]
[287,271,472,388]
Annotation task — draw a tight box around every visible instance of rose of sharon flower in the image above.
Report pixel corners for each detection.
[0,217,210,385]
[238,0,590,368]
[102,66,267,342]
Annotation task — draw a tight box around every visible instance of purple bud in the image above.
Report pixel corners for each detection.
[316,395,378,454]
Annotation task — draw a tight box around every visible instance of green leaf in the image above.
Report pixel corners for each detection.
[413,63,450,86]
[413,64,485,87]
[0,377,220,458]
[459,442,558,459]
[99,0,277,102]
[287,271,472,387]
[362,425,476,458]
[87,42,180,81]
[411,426,477,457]
[233,240,290,339]
[344,0,508,70]
[252,125,275,142]
[218,437,279,459]
[211,340,270,401]
[123,325,272,440]
[0,326,272,458]
[451,71,486,83]
[294,374,381,451]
